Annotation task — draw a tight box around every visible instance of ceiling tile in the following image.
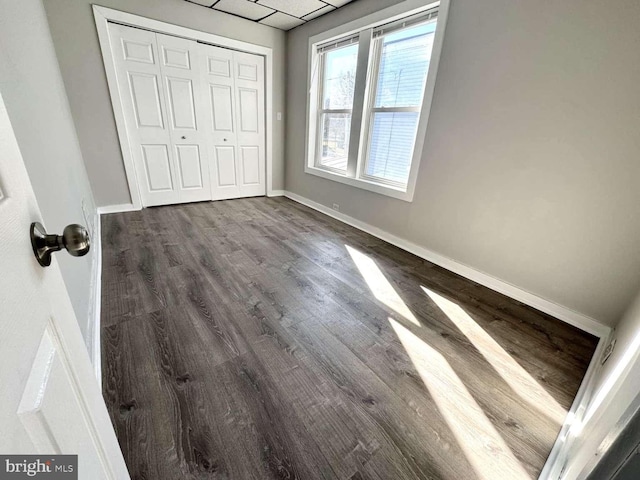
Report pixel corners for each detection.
[257,0,325,18]
[213,0,275,21]
[323,0,354,7]
[259,11,305,30]
[302,4,336,20]
[184,0,350,31]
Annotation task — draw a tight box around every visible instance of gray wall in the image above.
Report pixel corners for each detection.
[286,0,640,326]
[43,0,286,207]
[0,0,98,343]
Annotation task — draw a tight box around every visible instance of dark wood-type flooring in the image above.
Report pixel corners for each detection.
[101,197,598,480]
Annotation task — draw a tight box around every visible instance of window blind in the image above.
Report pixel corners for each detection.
[317,34,359,54]
[372,9,438,38]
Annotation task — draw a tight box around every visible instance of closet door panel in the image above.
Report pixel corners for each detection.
[202,44,241,200]
[157,32,212,203]
[109,24,178,207]
[234,51,266,197]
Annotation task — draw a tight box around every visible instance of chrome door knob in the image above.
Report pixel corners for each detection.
[30,222,90,267]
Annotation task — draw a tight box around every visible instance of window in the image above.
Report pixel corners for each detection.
[306,2,445,201]
[316,40,358,172]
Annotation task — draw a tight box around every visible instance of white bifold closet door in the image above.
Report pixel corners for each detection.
[110,24,211,207]
[202,44,266,200]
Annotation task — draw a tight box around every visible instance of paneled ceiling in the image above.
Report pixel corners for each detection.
[185,0,356,31]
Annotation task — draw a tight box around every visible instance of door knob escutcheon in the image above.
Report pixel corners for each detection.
[30,222,90,267]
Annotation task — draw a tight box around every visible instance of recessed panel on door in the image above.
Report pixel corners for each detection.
[162,47,190,69]
[208,57,231,77]
[210,84,234,132]
[166,77,197,129]
[238,88,259,133]
[141,144,173,191]
[240,146,260,185]
[237,63,257,81]
[175,145,203,189]
[214,146,237,187]
[128,73,164,128]
[122,39,154,64]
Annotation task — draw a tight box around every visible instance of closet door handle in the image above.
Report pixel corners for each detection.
[181,136,186,140]
[223,138,228,142]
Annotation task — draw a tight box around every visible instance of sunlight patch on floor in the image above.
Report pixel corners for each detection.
[422,287,567,426]
[346,244,530,478]
[390,318,532,480]
[345,245,420,325]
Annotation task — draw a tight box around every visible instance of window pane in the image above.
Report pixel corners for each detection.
[374,21,436,108]
[365,112,419,184]
[319,113,351,171]
[322,44,358,110]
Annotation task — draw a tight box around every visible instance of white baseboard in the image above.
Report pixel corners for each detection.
[97,203,138,215]
[268,189,285,197]
[283,190,609,339]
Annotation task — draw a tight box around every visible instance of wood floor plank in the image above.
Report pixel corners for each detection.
[101,197,598,479]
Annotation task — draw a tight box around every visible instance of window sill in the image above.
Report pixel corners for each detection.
[304,165,414,202]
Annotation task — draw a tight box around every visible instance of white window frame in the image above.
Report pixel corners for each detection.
[305,0,450,202]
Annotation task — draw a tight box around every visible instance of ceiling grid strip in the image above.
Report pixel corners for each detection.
[184,0,352,30]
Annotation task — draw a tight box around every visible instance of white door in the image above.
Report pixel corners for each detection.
[156,32,211,204]
[202,44,266,200]
[0,93,129,478]
[109,24,211,207]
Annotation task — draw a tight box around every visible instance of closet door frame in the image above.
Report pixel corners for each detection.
[94,5,275,211]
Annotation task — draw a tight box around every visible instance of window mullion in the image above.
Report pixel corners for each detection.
[357,36,382,180]
[345,28,372,179]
